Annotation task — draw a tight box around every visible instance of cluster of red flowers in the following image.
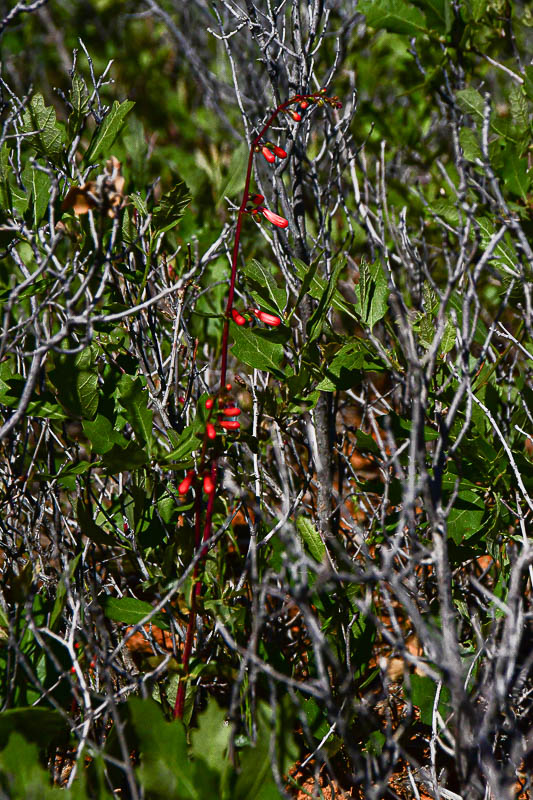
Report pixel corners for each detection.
[246,192,289,229]
[178,393,243,496]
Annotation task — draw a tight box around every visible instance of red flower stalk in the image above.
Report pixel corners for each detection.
[219,420,240,430]
[261,146,275,163]
[253,309,281,326]
[261,207,288,228]
[178,470,195,495]
[206,423,216,440]
[231,309,247,326]
[175,88,340,722]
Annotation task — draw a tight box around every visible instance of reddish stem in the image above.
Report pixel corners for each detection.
[175,92,322,720]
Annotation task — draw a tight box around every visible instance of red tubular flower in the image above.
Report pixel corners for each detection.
[219,420,240,430]
[261,207,288,228]
[231,308,247,326]
[253,309,281,326]
[290,111,302,122]
[178,470,195,495]
[206,423,216,440]
[273,145,287,159]
[221,406,241,416]
[250,193,264,205]
[203,474,215,494]
[261,146,275,163]
[205,396,215,409]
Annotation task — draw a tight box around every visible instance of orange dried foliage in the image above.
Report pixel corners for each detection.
[61,156,125,218]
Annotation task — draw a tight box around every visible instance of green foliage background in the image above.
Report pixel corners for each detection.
[0,1,532,798]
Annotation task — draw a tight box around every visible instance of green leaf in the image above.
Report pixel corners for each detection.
[296,517,326,562]
[217,141,248,205]
[473,217,518,276]
[502,149,530,201]
[306,256,346,343]
[242,259,287,315]
[0,277,56,305]
[190,700,231,776]
[21,93,65,160]
[422,281,438,315]
[419,313,435,349]
[446,487,485,545]
[293,258,357,320]
[316,341,364,391]
[0,371,68,419]
[0,732,61,798]
[11,183,28,216]
[359,0,428,36]
[469,0,487,22]
[409,674,450,726]
[49,347,99,419]
[82,414,128,454]
[459,128,482,162]
[456,88,484,124]
[508,85,529,134]
[69,72,90,135]
[102,597,170,630]
[77,499,113,546]
[355,429,381,455]
[163,417,205,464]
[524,65,533,102]
[416,0,452,32]
[234,704,279,800]
[116,374,154,452]
[28,167,50,227]
[440,318,456,355]
[127,697,197,798]
[0,709,65,749]
[84,99,135,163]
[230,323,285,378]
[101,441,149,473]
[355,259,389,332]
[152,179,191,236]
[0,144,12,209]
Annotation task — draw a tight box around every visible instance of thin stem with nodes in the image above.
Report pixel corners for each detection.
[174,89,342,720]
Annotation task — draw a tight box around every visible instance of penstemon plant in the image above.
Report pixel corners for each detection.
[173,88,342,720]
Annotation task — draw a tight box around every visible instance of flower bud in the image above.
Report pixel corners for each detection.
[261,207,289,228]
[203,474,215,494]
[205,396,215,409]
[253,309,282,326]
[299,100,309,109]
[231,308,247,326]
[250,193,264,205]
[290,111,302,122]
[273,145,287,159]
[178,470,195,495]
[206,423,216,440]
[261,146,275,163]
[226,382,232,391]
[219,420,241,430]
[221,406,241,416]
